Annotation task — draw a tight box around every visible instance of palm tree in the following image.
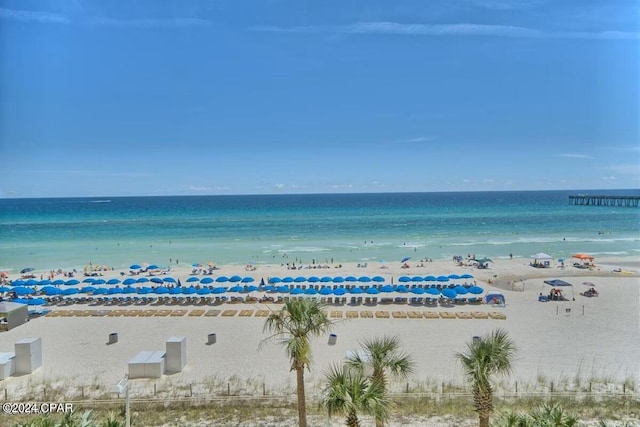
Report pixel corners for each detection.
[456,328,517,427]
[493,403,578,427]
[345,336,414,427]
[320,364,390,427]
[262,298,333,427]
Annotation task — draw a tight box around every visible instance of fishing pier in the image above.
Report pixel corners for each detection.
[569,195,640,207]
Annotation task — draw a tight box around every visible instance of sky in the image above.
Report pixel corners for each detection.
[0,0,639,197]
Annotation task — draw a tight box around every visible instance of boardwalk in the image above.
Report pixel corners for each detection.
[569,195,640,207]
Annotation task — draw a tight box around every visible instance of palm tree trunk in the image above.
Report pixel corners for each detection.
[373,367,385,427]
[296,365,307,427]
[479,413,490,427]
[346,410,361,427]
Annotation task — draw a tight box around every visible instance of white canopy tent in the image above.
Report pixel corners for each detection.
[530,252,553,268]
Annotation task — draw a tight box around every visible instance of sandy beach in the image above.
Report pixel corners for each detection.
[1,255,638,408]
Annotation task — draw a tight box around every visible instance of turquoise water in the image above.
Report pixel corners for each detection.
[0,190,638,272]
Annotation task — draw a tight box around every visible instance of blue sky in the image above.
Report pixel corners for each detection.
[1,0,638,197]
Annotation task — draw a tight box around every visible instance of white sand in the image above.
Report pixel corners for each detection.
[1,257,639,402]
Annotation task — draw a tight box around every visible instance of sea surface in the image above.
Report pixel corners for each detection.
[0,190,638,272]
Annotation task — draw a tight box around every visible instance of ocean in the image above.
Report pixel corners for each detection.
[0,190,638,272]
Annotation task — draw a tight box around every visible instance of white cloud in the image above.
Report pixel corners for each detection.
[0,7,69,24]
[558,153,593,159]
[250,22,640,40]
[471,0,543,11]
[87,17,211,28]
[602,176,616,180]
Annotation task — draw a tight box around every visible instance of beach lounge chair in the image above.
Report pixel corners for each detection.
[455,312,473,319]
[423,311,439,319]
[346,311,359,318]
[471,311,489,319]
[391,311,407,319]
[488,312,507,320]
[375,311,390,318]
[222,310,237,317]
[330,311,343,318]
[255,310,270,317]
[360,311,373,318]
[170,310,187,317]
[204,309,221,317]
[189,310,205,317]
[407,311,423,319]
[239,310,254,317]
[439,312,456,319]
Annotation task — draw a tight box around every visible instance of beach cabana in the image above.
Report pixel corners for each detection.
[543,279,574,300]
[484,291,505,306]
[0,301,29,331]
[530,252,553,268]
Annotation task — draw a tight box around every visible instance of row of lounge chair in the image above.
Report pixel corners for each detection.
[44,308,506,319]
[37,295,486,308]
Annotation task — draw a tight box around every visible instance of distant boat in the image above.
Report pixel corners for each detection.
[89,200,111,203]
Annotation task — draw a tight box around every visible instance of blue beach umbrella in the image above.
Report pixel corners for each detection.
[332,277,345,283]
[65,279,80,286]
[320,276,333,283]
[197,288,210,295]
[294,276,306,283]
[307,276,320,283]
[129,264,141,270]
[82,278,95,284]
[25,279,39,286]
[448,274,461,280]
[424,275,437,282]
[441,288,457,299]
[13,287,33,296]
[461,274,474,279]
[229,285,243,293]
[136,277,149,283]
[319,287,333,295]
[212,287,227,294]
[52,279,65,285]
[372,276,385,283]
[0,286,11,293]
[123,278,136,285]
[366,287,380,295]
[282,277,294,283]
[437,276,450,282]
[92,288,109,295]
[163,277,177,283]
[92,279,106,285]
[454,286,468,295]
[11,280,26,286]
[411,288,425,295]
[137,287,153,294]
[290,288,304,295]
[28,298,47,306]
[425,287,440,295]
[200,277,214,284]
[395,285,409,293]
[229,275,242,283]
[333,288,347,296]
[169,287,182,294]
[244,285,259,293]
[350,287,364,294]
[186,277,200,283]
[182,287,197,295]
[147,264,159,270]
[242,277,255,283]
[268,277,281,284]
[263,285,276,292]
[380,285,395,293]
[216,276,229,283]
[120,286,135,294]
[304,288,318,295]
[398,276,411,283]
[44,287,62,296]
[411,276,423,282]
[154,287,169,294]
[108,288,123,295]
[358,276,372,283]
[276,285,290,293]
[107,278,121,285]
[11,298,29,304]
[62,288,79,295]
[80,286,96,294]
[345,276,357,282]
[468,286,484,295]
[38,279,51,286]
[150,277,163,284]
[401,257,411,263]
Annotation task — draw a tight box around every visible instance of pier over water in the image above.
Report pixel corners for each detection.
[569,195,640,207]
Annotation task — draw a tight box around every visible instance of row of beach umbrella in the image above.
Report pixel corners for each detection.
[267,273,474,284]
[2,283,484,298]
